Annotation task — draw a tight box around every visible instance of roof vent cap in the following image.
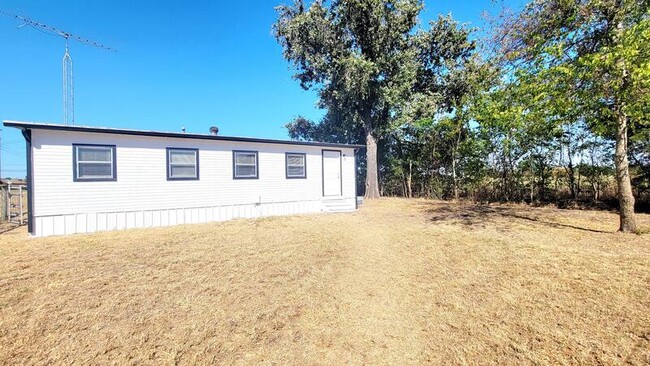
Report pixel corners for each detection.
[209,126,219,136]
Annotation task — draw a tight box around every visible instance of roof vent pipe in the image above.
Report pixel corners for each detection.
[209,126,219,136]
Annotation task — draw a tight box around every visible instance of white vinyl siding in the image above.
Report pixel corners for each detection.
[29,129,358,236]
[286,153,306,178]
[73,144,115,181]
[167,148,198,180]
[233,151,258,179]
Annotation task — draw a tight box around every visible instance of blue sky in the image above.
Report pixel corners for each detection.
[0,0,521,178]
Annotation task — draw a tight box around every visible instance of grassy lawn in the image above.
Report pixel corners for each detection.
[1,199,649,365]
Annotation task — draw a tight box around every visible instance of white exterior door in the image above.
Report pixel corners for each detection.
[322,150,342,196]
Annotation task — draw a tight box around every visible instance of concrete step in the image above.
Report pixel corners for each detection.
[322,198,355,213]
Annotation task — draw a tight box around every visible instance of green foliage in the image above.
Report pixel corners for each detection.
[276,0,488,197]
[495,0,649,138]
[275,0,649,207]
[275,0,422,134]
[472,0,649,207]
[275,0,430,197]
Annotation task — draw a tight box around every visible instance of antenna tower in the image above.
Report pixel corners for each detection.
[63,39,74,125]
[1,10,114,125]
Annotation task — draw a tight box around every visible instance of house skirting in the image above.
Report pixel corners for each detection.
[31,198,356,237]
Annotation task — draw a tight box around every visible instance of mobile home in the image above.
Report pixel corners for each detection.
[4,121,362,237]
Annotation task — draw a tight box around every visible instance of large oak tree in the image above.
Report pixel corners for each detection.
[274,0,421,198]
[495,0,649,232]
[274,0,481,199]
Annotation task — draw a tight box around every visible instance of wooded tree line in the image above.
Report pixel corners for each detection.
[274,0,649,232]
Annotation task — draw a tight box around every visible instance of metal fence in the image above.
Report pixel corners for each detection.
[1,184,27,225]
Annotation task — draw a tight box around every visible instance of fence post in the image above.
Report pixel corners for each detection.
[5,185,9,222]
[19,185,23,225]
[0,185,4,221]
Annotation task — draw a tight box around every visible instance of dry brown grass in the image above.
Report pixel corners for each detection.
[1,199,649,365]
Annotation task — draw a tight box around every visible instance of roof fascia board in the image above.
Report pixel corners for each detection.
[3,121,365,149]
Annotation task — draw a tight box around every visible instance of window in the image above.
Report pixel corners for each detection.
[167,148,199,180]
[286,153,306,179]
[233,150,258,179]
[73,144,116,181]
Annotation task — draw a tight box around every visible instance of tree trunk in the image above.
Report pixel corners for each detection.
[451,153,459,200]
[613,20,636,232]
[364,125,381,199]
[540,171,546,201]
[590,139,599,203]
[407,160,413,198]
[451,128,461,201]
[614,108,637,232]
[502,153,510,201]
[565,142,577,200]
[529,164,534,203]
[576,165,582,200]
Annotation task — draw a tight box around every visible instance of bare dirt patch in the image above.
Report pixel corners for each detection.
[1,199,649,365]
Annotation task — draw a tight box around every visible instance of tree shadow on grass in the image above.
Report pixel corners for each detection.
[417,202,612,234]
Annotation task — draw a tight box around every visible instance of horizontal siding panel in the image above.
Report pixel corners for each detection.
[29,129,357,237]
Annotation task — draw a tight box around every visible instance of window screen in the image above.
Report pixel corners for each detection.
[73,144,116,181]
[233,151,258,179]
[286,153,306,178]
[167,148,199,180]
